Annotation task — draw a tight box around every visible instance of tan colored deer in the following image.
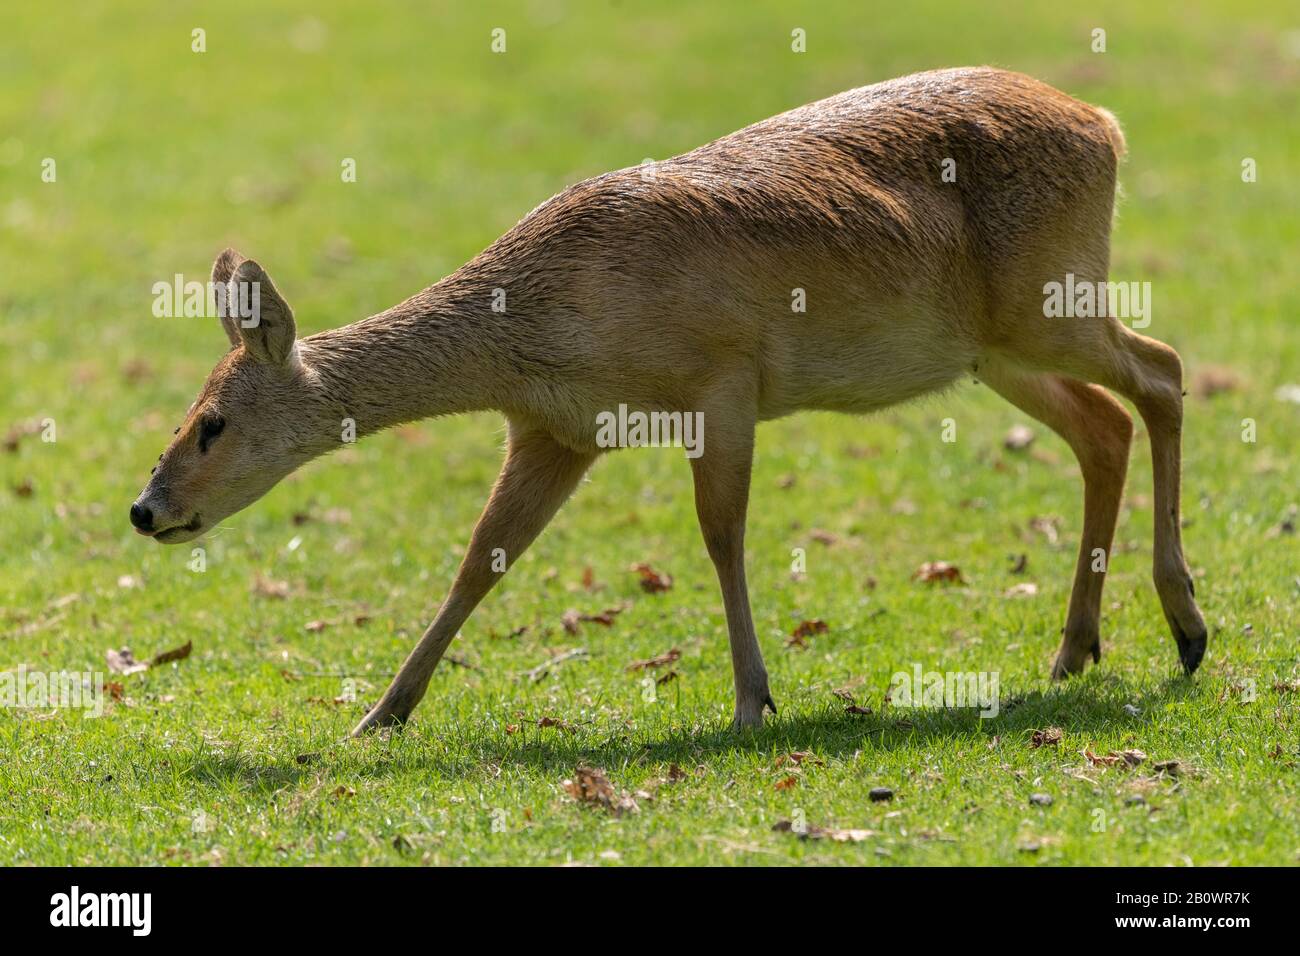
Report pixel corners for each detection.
[131,67,1206,736]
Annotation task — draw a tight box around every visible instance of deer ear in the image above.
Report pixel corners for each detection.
[212,248,245,348]
[230,259,297,366]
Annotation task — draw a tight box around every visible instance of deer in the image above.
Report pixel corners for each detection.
[130,67,1207,737]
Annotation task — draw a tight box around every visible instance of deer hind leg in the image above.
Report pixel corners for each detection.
[350,424,595,737]
[688,407,774,730]
[1101,329,1207,673]
[978,361,1133,677]
[994,314,1207,675]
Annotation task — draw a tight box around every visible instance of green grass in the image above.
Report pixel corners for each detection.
[1,0,1297,865]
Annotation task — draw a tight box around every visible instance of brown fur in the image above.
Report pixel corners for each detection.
[132,67,1206,734]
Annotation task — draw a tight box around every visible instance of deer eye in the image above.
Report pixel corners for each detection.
[198,415,226,453]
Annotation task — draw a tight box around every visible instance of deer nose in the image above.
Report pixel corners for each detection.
[129,501,154,532]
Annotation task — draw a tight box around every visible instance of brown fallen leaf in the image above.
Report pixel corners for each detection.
[151,640,192,666]
[12,478,33,498]
[845,704,873,715]
[1084,747,1146,768]
[304,620,329,632]
[913,561,964,584]
[632,563,673,593]
[251,574,291,599]
[102,681,125,702]
[581,606,623,626]
[1031,727,1063,748]
[774,775,800,791]
[537,715,576,733]
[790,619,829,640]
[331,785,356,801]
[772,819,875,842]
[655,669,680,686]
[809,528,839,546]
[562,766,638,816]
[580,566,598,591]
[626,648,682,671]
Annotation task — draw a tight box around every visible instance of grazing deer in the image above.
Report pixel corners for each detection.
[131,67,1206,735]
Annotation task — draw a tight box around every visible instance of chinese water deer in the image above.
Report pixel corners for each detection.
[131,67,1206,735]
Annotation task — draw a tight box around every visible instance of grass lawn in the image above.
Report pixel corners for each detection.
[1,0,1297,865]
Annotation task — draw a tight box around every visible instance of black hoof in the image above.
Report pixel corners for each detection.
[1177,630,1207,675]
[764,694,779,715]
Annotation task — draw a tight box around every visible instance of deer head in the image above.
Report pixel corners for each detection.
[129,249,334,544]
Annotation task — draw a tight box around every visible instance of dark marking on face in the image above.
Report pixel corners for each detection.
[198,414,226,454]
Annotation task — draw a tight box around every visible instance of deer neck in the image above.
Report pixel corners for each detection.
[299,265,534,439]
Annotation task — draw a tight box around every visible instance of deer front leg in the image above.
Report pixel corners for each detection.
[350,425,594,737]
[689,412,775,730]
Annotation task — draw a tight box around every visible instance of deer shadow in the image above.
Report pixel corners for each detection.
[180,669,1204,791]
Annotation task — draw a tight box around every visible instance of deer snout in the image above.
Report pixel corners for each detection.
[129,500,155,535]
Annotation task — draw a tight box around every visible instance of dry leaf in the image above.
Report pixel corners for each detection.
[772,820,874,842]
[537,715,576,733]
[632,563,673,593]
[562,766,638,816]
[252,575,291,599]
[151,640,192,666]
[790,619,829,640]
[626,648,682,671]
[774,775,799,791]
[1031,727,1063,748]
[304,620,329,632]
[1084,747,1146,768]
[913,561,964,584]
